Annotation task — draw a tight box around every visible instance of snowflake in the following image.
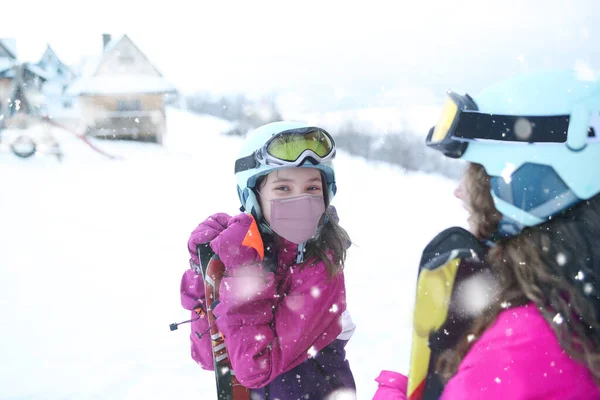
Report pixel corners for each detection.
[311,286,321,298]
[553,313,564,325]
[514,118,533,140]
[500,163,517,184]
[323,388,357,400]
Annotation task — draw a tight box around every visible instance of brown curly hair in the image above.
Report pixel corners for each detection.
[437,163,600,383]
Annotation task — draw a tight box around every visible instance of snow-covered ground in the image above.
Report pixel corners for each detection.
[0,107,467,399]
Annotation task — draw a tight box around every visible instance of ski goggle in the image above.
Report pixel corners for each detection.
[488,162,583,235]
[426,91,570,158]
[234,127,336,173]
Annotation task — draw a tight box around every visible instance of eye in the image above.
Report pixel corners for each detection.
[307,185,322,191]
[275,186,290,192]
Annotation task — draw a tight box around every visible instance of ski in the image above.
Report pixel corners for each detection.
[407,227,488,400]
[197,243,251,400]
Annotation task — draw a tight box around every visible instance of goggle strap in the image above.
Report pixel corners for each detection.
[234,152,259,174]
[454,112,570,143]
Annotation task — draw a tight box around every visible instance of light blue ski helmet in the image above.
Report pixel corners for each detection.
[426,69,600,236]
[234,121,337,221]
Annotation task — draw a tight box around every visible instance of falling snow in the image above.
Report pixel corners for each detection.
[514,118,533,140]
[324,388,358,400]
[500,163,517,184]
[556,253,567,266]
[553,313,564,325]
[454,270,498,317]
[311,286,321,298]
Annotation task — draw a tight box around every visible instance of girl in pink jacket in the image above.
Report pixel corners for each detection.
[375,69,600,399]
[179,122,356,399]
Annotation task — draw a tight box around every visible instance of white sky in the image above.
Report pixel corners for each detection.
[2,0,600,111]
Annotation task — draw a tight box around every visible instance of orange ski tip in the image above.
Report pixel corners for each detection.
[241,214,265,260]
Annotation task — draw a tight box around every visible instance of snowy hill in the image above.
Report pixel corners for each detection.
[0,107,467,399]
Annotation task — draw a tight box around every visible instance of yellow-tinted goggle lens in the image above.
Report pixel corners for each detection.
[266,130,333,161]
[431,97,459,143]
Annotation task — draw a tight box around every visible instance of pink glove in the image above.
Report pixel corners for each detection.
[373,371,408,400]
[187,213,231,265]
[209,213,263,270]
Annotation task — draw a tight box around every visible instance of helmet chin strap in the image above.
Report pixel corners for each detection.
[296,242,306,263]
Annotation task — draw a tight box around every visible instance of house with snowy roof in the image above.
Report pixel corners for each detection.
[0,39,53,128]
[66,34,176,144]
[0,39,19,113]
[36,45,77,114]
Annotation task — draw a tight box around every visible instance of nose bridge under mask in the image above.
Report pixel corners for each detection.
[271,194,323,217]
[269,194,325,244]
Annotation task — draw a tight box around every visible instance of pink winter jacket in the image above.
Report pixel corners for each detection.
[374,303,600,400]
[180,213,349,389]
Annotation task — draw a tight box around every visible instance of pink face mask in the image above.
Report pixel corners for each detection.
[269,194,326,244]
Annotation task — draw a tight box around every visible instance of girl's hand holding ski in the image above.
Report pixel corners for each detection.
[187,212,231,265]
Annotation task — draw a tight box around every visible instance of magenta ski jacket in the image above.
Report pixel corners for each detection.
[180,213,355,399]
[374,303,600,399]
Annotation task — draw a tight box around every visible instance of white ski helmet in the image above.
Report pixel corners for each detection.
[234,121,337,221]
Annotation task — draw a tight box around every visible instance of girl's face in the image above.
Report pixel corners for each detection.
[454,174,477,235]
[258,168,324,224]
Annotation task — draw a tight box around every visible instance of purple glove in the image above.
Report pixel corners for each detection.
[187,213,231,265]
[209,213,263,270]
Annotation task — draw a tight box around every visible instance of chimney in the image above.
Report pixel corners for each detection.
[102,34,111,50]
